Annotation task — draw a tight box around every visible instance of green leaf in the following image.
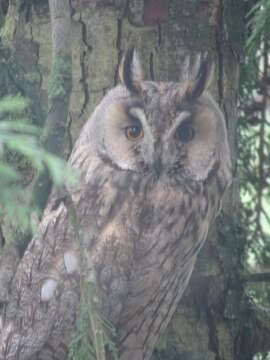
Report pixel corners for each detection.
[0,120,41,135]
[0,95,30,114]
[0,94,76,234]
[0,163,20,182]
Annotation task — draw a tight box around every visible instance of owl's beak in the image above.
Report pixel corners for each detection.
[154,144,162,179]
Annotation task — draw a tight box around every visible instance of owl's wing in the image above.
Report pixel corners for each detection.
[0,148,124,360]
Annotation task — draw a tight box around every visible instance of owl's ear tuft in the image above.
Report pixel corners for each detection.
[183,53,214,101]
[119,47,143,93]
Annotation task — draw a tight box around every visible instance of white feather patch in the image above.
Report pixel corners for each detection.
[41,278,57,302]
[64,251,79,274]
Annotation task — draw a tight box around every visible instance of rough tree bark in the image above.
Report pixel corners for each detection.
[0,0,269,359]
[0,0,72,304]
[30,0,72,213]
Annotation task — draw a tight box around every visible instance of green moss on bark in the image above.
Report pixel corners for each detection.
[49,56,72,105]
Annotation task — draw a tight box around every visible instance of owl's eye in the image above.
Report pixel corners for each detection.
[176,121,195,143]
[125,125,144,141]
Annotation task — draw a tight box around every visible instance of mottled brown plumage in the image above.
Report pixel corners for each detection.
[0,49,231,360]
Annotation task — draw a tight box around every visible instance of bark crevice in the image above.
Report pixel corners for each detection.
[77,12,91,118]
[215,0,224,107]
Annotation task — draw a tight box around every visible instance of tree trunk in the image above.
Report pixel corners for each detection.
[1,1,269,360]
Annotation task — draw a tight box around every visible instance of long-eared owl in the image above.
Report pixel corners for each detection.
[68,48,232,359]
[1,48,231,360]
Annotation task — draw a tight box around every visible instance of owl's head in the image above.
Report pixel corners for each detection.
[81,48,231,186]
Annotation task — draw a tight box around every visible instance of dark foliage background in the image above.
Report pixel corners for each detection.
[238,1,270,358]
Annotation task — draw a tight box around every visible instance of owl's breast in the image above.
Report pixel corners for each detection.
[88,174,212,323]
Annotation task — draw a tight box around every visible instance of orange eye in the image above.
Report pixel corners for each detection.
[125,125,144,141]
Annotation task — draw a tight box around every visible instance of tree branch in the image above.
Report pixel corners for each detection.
[30,0,72,216]
[244,272,270,282]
